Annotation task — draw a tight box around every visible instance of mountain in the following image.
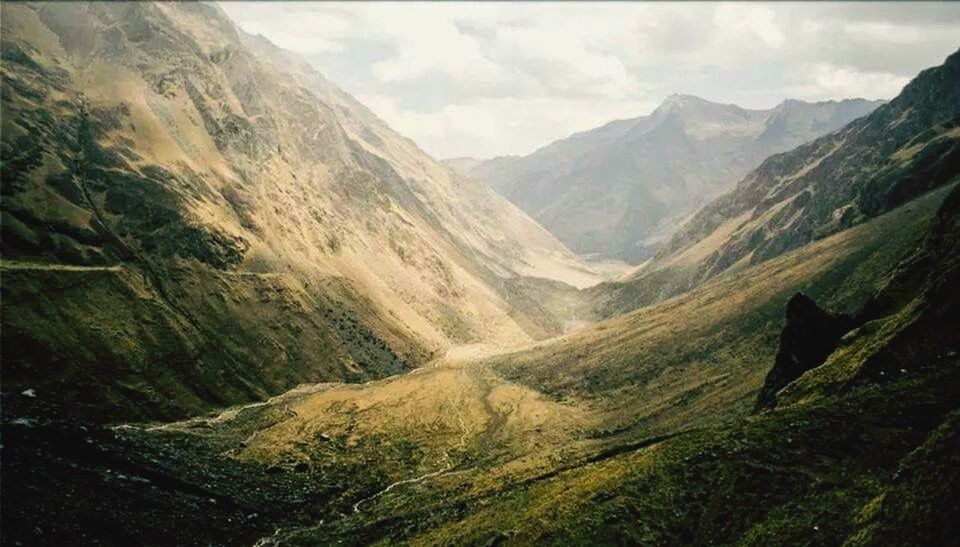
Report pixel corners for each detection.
[235,29,601,290]
[595,48,959,317]
[457,94,883,263]
[0,1,599,422]
[3,3,959,545]
[361,184,959,547]
[442,156,483,173]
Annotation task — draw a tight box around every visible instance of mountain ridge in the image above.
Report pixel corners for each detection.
[2,4,958,545]
[456,93,884,263]
[592,48,960,318]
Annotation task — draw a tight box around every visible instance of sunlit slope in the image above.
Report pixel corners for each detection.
[243,179,958,547]
[363,185,960,547]
[0,2,597,421]
[194,178,951,546]
[238,29,603,290]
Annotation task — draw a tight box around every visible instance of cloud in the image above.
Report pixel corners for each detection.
[219,1,960,159]
[714,4,785,49]
[355,93,658,159]
[788,63,911,101]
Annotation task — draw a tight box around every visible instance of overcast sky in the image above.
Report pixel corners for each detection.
[219,2,960,160]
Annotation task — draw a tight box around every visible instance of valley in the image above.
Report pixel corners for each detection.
[4,181,956,545]
[1,2,958,545]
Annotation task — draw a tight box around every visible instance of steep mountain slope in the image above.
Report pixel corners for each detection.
[490,185,952,427]
[236,28,601,291]
[441,156,483,174]
[3,5,957,545]
[0,1,597,422]
[595,48,960,317]
[459,95,882,263]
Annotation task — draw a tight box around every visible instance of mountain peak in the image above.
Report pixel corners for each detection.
[651,94,752,125]
[656,93,714,112]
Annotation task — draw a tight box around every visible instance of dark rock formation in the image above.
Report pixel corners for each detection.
[754,293,854,411]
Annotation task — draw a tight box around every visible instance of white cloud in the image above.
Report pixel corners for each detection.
[357,94,658,159]
[224,3,355,54]
[790,63,911,101]
[219,1,960,159]
[714,4,785,49]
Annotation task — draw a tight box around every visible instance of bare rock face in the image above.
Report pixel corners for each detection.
[754,293,853,411]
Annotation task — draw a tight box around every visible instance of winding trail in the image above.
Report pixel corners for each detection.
[125,340,587,546]
[351,389,474,514]
[112,383,333,433]
[247,344,503,545]
[351,466,453,514]
[0,261,124,272]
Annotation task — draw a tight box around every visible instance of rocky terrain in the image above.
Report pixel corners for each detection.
[1,3,958,546]
[454,94,882,263]
[753,293,854,411]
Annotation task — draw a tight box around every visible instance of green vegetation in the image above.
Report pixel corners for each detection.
[1,3,957,545]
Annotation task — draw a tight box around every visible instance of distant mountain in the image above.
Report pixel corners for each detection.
[0,1,598,422]
[595,48,960,317]
[442,156,484,173]
[457,95,884,263]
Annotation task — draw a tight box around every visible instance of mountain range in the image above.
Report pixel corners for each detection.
[451,95,884,263]
[594,47,960,317]
[1,2,958,545]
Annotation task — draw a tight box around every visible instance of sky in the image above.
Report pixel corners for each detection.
[219,2,960,160]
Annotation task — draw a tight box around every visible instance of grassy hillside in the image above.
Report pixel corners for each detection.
[1,262,425,423]
[2,4,957,545]
[379,184,960,546]
[492,186,952,437]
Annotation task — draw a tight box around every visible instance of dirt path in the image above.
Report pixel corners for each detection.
[350,395,471,514]
[113,383,336,434]
[0,261,125,272]
[351,349,485,514]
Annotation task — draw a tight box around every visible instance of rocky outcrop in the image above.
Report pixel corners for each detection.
[754,293,854,411]
[755,183,959,413]
[753,184,960,411]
